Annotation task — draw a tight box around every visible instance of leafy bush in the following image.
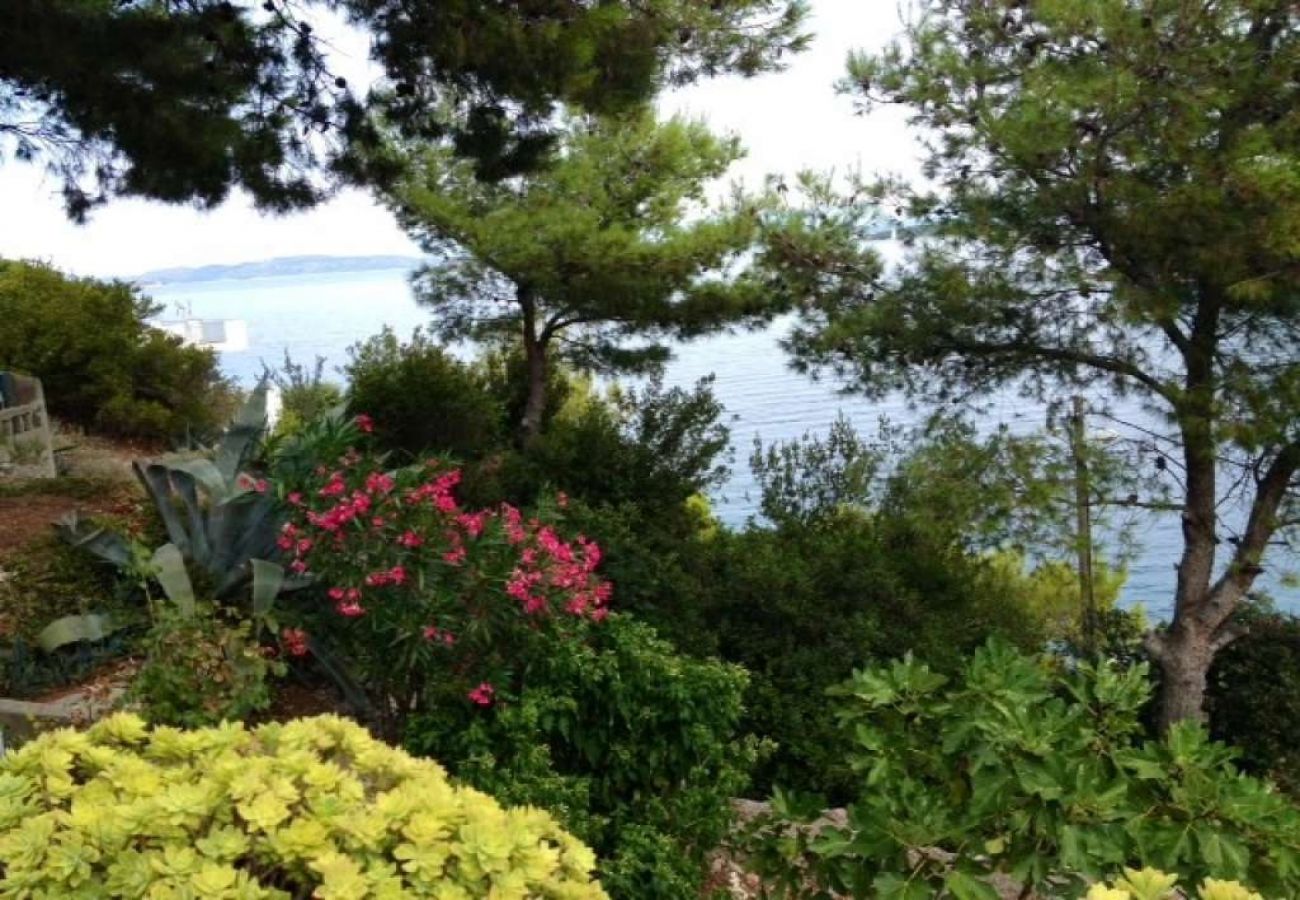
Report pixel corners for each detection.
[278,434,610,738]
[0,259,233,440]
[0,713,606,897]
[404,613,758,899]
[746,642,1300,898]
[1208,605,1300,796]
[129,603,280,728]
[344,328,504,460]
[522,374,730,514]
[1090,868,1266,900]
[665,509,1043,801]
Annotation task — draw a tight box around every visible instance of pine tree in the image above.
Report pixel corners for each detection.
[765,0,1300,726]
[0,0,808,219]
[385,110,780,441]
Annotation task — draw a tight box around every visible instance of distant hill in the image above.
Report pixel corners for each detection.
[134,255,424,285]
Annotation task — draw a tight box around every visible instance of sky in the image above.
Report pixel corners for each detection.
[0,0,921,280]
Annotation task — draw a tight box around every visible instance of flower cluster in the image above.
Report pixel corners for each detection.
[280,440,610,712]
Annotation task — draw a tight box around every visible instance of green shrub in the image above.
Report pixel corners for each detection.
[1208,605,1300,796]
[746,641,1300,898]
[344,328,504,460]
[0,259,232,440]
[524,374,730,513]
[0,713,606,897]
[668,509,1044,801]
[404,613,758,899]
[129,604,280,728]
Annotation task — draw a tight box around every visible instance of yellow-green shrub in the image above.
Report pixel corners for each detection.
[1090,867,1267,900]
[0,713,606,899]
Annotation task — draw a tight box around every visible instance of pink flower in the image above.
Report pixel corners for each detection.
[296,538,313,555]
[591,607,609,622]
[397,530,424,548]
[290,559,309,574]
[328,587,346,601]
[365,472,396,495]
[276,535,295,551]
[365,570,390,587]
[443,545,467,566]
[287,492,303,506]
[355,413,374,433]
[281,628,310,657]
[388,565,408,585]
[467,682,495,706]
[456,511,489,538]
[254,479,269,493]
[422,625,456,646]
[371,516,386,528]
[337,600,366,617]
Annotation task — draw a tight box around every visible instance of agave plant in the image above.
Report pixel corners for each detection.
[58,382,295,624]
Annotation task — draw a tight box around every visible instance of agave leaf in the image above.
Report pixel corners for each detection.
[161,456,230,502]
[249,559,285,621]
[134,461,192,554]
[150,543,195,617]
[163,467,213,569]
[216,379,269,483]
[55,513,131,567]
[35,614,120,652]
[218,494,280,574]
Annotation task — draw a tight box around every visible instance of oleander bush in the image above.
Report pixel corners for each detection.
[0,259,233,440]
[0,713,606,898]
[275,429,611,739]
[745,641,1300,898]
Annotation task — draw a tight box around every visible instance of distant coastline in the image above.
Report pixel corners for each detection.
[133,254,424,286]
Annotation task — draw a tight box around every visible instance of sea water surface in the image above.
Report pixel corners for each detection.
[149,266,1297,617]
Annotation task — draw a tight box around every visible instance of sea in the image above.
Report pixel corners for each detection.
[148,264,1298,617]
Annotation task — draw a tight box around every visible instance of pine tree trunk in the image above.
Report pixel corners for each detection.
[1151,620,1214,730]
[521,335,547,445]
[517,285,547,444]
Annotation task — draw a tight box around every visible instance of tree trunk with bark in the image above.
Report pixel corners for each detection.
[1147,360,1299,728]
[518,286,548,445]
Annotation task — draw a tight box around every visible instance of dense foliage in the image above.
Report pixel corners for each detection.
[0,259,231,439]
[761,0,1300,725]
[675,509,1045,801]
[1208,606,1300,796]
[406,614,757,899]
[747,642,1300,898]
[343,328,503,461]
[0,0,807,218]
[0,713,606,897]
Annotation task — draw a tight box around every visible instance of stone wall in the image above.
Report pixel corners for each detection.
[0,372,56,478]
